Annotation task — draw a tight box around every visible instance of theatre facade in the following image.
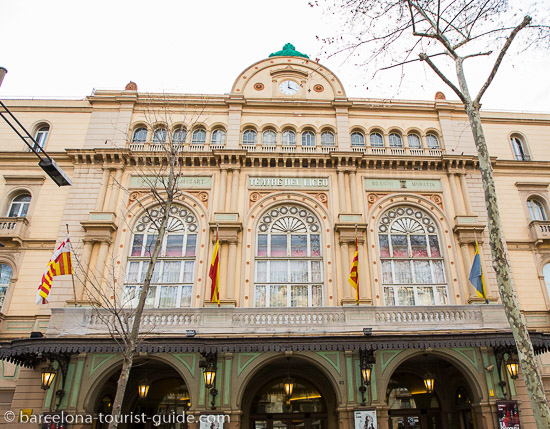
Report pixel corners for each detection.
[1,45,550,428]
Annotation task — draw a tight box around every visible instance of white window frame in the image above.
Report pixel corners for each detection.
[301,131,316,147]
[8,194,31,217]
[351,132,365,147]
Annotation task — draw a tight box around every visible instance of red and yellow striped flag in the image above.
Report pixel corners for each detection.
[209,231,220,306]
[348,237,359,304]
[36,235,73,305]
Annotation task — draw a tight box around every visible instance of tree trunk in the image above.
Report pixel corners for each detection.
[108,352,134,429]
[456,60,550,426]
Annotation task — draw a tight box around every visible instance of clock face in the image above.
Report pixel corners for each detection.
[279,80,299,95]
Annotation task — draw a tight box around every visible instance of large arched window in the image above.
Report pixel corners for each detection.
[191,129,206,145]
[302,131,316,147]
[172,127,187,143]
[152,127,167,144]
[124,205,198,308]
[132,127,148,143]
[0,264,12,311]
[211,129,226,146]
[321,131,335,147]
[407,133,422,149]
[510,135,529,161]
[527,198,547,221]
[351,132,365,147]
[282,130,296,146]
[255,204,323,307]
[389,133,403,148]
[370,132,384,147]
[8,194,31,217]
[262,130,277,146]
[378,206,448,306]
[242,129,257,146]
[426,134,440,149]
[34,125,50,149]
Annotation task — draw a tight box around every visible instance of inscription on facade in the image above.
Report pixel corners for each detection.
[130,176,212,189]
[248,177,329,189]
[365,178,441,191]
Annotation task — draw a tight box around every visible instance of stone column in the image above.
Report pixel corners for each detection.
[93,242,110,291]
[219,169,228,211]
[78,241,93,300]
[107,168,123,212]
[344,171,352,212]
[448,173,465,215]
[95,168,111,211]
[337,170,346,213]
[225,170,233,211]
[459,173,474,215]
[349,170,359,213]
[230,168,240,212]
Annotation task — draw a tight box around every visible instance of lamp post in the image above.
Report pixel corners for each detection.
[495,346,519,399]
[359,350,375,405]
[200,352,218,410]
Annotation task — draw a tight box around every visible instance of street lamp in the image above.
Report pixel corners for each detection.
[41,364,56,390]
[423,372,435,394]
[359,350,376,405]
[200,352,218,410]
[506,355,520,380]
[138,379,150,399]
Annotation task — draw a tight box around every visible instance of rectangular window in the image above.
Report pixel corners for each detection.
[182,261,194,283]
[159,286,178,308]
[185,234,197,257]
[131,234,144,256]
[291,285,308,307]
[310,234,321,256]
[255,285,267,307]
[410,235,428,257]
[165,235,184,257]
[256,261,267,283]
[381,260,393,283]
[270,260,288,283]
[417,287,435,305]
[163,261,181,283]
[144,234,159,257]
[397,287,415,305]
[290,260,308,283]
[126,262,140,283]
[271,235,287,257]
[391,235,408,257]
[311,260,322,283]
[257,234,268,257]
[384,287,395,306]
[394,260,413,284]
[379,235,390,257]
[413,260,432,283]
[429,235,441,257]
[312,285,323,306]
[269,285,287,307]
[180,286,192,307]
[291,235,307,256]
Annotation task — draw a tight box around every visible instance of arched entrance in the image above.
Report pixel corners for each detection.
[386,354,475,429]
[241,356,338,429]
[93,359,190,429]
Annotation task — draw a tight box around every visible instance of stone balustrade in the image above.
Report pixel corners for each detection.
[46,305,509,337]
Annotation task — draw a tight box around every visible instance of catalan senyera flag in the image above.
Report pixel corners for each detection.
[469,241,488,304]
[36,235,73,305]
[209,231,220,306]
[348,237,359,304]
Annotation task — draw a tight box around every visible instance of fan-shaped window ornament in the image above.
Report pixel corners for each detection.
[124,204,198,309]
[255,204,323,307]
[378,206,447,306]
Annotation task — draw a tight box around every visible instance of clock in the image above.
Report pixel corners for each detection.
[279,80,299,95]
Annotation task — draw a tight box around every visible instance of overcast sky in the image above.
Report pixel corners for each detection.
[1,0,548,113]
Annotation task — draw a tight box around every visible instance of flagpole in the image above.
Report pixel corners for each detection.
[216,223,220,307]
[355,224,358,306]
[66,224,78,306]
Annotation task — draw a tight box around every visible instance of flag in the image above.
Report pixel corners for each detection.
[209,231,220,306]
[348,237,359,304]
[36,235,73,305]
[469,241,488,303]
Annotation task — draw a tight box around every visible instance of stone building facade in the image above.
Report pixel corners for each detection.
[1,46,550,428]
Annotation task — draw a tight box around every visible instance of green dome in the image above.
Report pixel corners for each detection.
[269,43,309,59]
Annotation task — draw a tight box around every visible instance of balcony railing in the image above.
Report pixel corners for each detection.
[529,220,550,244]
[47,304,509,337]
[0,217,29,245]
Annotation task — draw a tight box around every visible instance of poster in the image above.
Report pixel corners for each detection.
[497,400,521,429]
[199,416,224,429]
[354,410,377,429]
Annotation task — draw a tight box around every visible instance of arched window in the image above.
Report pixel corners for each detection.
[8,194,31,217]
[34,125,50,149]
[426,134,440,149]
[407,134,422,149]
[527,198,547,221]
[351,132,365,147]
[172,127,187,143]
[255,204,323,307]
[370,132,384,147]
[124,205,198,308]
[302,131,316,147]
[282,130,296,146]
[262,130,277,146]
[389,133,403,148]
[152,128,167,144]
[543,264,550,302]
[0,264,12,311]
[191,129,206,145]
[511,136,529,161]
[211,129,226,146]
[378,206,448,306]
[242,129,257,146]
[132,127,148,143]
[321,131,335,147]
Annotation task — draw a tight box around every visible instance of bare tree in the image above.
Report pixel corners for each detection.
[316,0,550,425]
[73,98,209,428]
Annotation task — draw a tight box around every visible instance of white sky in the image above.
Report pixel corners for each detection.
[0,0,548,113]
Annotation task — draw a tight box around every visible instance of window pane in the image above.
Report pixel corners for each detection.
[291,285,308,307]
[410,235,428,257]
[391,235,408,257]
[140,262,149,283]
[311,261,322,283]
[426,135,440,148]
[282,131,296,145]
[185,234,197,257]
[270,285,287,307]
[163,261,181,283]
[417,287,435,305]
[255,285,266,307]
[408,134,421,148]
[257,234,268,257]
[413,260,432,283]
[370,133,383,147]
[384,287,395,306]
[146,286,156,308]
[270,235,287,257]
[312,285,323,306]
[432,260,446,283]
[397,287,415,305]
[290,260,308,283]
[180,286,192,307]
[151,262,161,283]
[0,265,12,285]
[310,234,321,256]
[123,286,137,306]
[159,286,178,308]
[394,260,412,283]
[165,235,184,257]
[428,235,441,257]
[291,235,307,256]
[256,261,267,283]
[127,262,140,283]
[270,260,288,282]
[381,260,393,284]
[389,133,402,147]
[436,287,448,304]
[183,261,194,283]
[145,234,159,257]
[379,235,390,257]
